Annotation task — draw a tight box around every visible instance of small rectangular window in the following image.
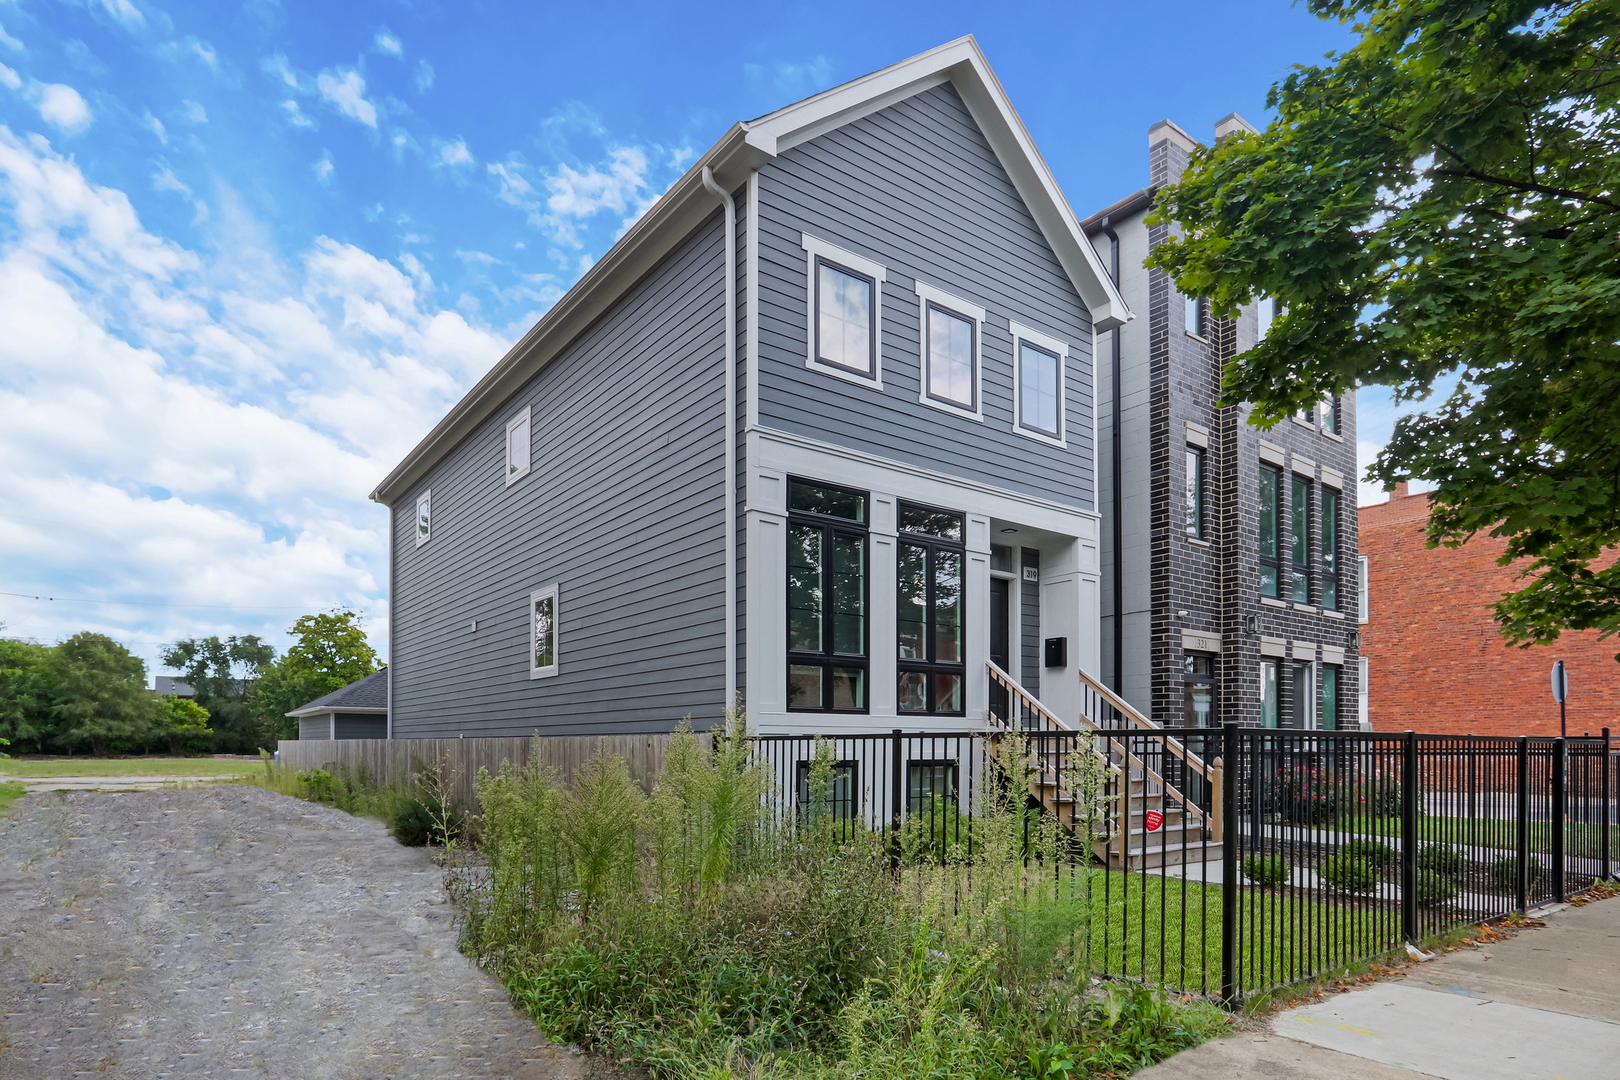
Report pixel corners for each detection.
[415,490,432,547]
[1260,659,1279,728]
[796,759,857,821]
[1185,293,1205,338]
[1016,338,1062,439]
[816,260,875,377]
[529,584,558,679]
[1290,476,1311,603]
[1183,654,1214,726]
[1256,296,1276,339]
[505,407,532,485]
[1258,466,1280,597]
[1321,664,1340,731]
[925,304,977,410]
[906,760,958,814]
[1291,660,1315,729]
[1185,447,1205,539]
[1320,395,1340,435]
[1320,488,1340,610]
[1358,656,1369,728]
[1357,554,1369,623]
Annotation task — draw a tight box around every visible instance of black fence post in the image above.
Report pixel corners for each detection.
[1552,738,1567,903]
[890,729,904,870]
[1221,722,1239,1005]
[1604,728,1613,883]
[1516,736,1531,913]
[1401,730,1419,943]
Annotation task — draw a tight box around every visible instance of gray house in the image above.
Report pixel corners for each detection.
[1085,116,1361,730]
[371,38,1128,738]
[286,669,390,741]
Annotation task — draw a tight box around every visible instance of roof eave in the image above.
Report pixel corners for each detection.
[285,705,390,718]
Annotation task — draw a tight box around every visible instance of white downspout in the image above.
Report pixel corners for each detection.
[701,166,738,715]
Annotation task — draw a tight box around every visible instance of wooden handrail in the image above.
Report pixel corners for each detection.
[1076,666,1217,784]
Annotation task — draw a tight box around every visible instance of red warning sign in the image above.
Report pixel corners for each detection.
[1144,810,1164,832]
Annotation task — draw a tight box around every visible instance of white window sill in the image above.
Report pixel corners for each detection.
[1293,603,1318,614]
[1291,416,1317,429]
[1322,609,1346,619]
[918,393,984,423]
[1185,331,1210,344]
[1321,430,1345,443]
[1260,597,1288,608]
[1184,536,1212,547]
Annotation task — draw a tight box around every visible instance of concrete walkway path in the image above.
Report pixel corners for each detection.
[1135,894,1620,1080]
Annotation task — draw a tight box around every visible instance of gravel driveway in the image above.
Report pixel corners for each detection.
[0,786,586,1079]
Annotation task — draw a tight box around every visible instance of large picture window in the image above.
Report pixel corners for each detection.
[1290,476,1312,604]
[897,502,966,716]
[1258,466,1280,597]
[1320,487,1340,610]
[529,584,558,680]
[816,260,875,377]
[787,478,869,712]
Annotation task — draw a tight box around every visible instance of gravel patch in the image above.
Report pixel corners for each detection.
[0,786,586,1079]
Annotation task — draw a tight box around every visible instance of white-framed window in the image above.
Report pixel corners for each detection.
[1185,293,1206,338]
[505,406,532,486]
[914,281,985,421]
[1357,554,1369,623]
[414,490,432,547]
[1358,655,1370,729]
[529,584,559,679]
[1009,320,1067,445]
[801,233,885,388]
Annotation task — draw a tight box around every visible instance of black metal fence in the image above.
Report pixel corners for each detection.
[750,725,1617,1002]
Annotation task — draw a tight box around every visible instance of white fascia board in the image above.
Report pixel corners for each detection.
[284,705,388,718]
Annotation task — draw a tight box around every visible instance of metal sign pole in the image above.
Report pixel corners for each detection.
[1551,661,1568,738]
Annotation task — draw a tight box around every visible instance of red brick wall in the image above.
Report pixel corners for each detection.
[1360,488,1620,736]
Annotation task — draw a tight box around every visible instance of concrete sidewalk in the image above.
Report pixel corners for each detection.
[1136,894,1620,1080]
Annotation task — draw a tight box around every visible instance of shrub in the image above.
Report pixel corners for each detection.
[296,768,337,803]
[1340,839,1398,868]
[1319,851,1378,893]
[1415,869,1457,906]
[1357,771,1405,818]
[1416,844,1464,875]
[390,795,460,847]
[1269,763,1341,824]
[1241,854,1290,888]
[1487,855,1548,893]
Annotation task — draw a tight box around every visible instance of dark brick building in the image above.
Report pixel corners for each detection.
[1084,117,1361,730]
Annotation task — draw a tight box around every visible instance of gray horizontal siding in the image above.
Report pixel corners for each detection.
[390,215,729,737]
[757,83,1096,509]
[333,713,388,740]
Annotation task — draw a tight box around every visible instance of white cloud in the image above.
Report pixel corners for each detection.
[413,59,433,94]
[143,111,166,143]
[262,53,303,91]
[0,61,18,91]
[189,39,218,71]
[182,99,207,123]
[31,83,92,133]
[438,138,472,166]
[456,249,498,264]
[281,99,314,129]
[313,153,333,184]
[374,29,402,57]
[0,22,22,51]
[151,164,189,196]
[316,68,377,128]
[97,0,144,28]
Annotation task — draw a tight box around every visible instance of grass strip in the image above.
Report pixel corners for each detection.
[0,757,263,778]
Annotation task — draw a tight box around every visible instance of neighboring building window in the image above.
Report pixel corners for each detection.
[415,490,432,547]
[1011,323,1065,442]
[907,760,958,813]
[1257,296,1277,339]
[1290,660,1314,729]
[1320,487,1340,610]
[796,759,857,820]
[1290,475,1312,603]
[1358,656,1370,728]
[1258,466,1280,597]
[897,502,966,716]
[1320,395,1341,435]
[1357,554,1369,622]
[926,305,976,409]
[529,584,558,679]
[1185,447,1205,539]
[787,478,869,712]
[1183,654,1215,726]
[1260,659,1279,728]
[816,260,876,377]
[1185,293,1205,337]
[505,407,532,485]
[1295,402,1316,425]
[1321,664,1340,731]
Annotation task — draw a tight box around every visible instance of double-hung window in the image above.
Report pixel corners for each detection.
[1258,466,1280,597]
[916,282,983,418]
[896,502,966,716]
[1185,446,1206,539]
[506,407,532,485]
[415,490,432,547]
[1010,322,1066,443]
[1320,487,1340,610]
[787,479,869,712]
[1289,475,1312,603]
[801,234,885,386]
[529,584,558,679]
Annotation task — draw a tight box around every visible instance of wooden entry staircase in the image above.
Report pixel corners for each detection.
[986,662,1223,871]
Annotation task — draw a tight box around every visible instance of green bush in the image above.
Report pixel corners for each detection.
[390,795,460,846]
[296,768,337,803]
[1241,854,1291,888]
[1319,851,1379,893]
[1416,844,1465,875]
[1269,763,1341,824]
[1340,839,1398,868]
[1415,869,1457,906]
[1487,855,1548,892]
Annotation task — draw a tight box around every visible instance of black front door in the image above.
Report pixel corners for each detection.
[989,577,1010,722]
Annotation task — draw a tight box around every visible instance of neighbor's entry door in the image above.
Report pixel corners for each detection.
[990,576,1011,723]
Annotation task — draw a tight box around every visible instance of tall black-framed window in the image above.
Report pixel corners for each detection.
[897,501,966,716]
[815,258,876,377]
[1259,659,1279,728]
[1185,293,1205,337]
[1320,487,1340,610]
[1185,446,1205,539]
[1321,665,1340,731]
[1289,660,1314,729]
[1321,395,1341,435]
[1258,465,1281,598]
[787,478,869,712]
[1289,475,1312,604]
[1183,654,1215,726]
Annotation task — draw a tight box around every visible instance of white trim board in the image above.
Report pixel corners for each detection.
[1008,319,1069,448]
[914,280,986,422]
[801,232,887,390]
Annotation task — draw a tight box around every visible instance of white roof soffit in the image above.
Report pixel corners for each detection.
[370,35,1130,506]
[284,705,389,718]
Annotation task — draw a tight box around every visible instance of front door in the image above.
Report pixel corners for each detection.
[989,577,1010,722]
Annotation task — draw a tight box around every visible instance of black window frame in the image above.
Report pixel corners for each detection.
[1290,474,1312,604]
[1258,465,1281,598]
[906,759,960,814]
[1321,664,1340,731]
[1182,653,1215,726]
[796,759,858,821]
[786,477,870,714]
[1185,445,1205,539]
[1321,394,1341,435]
[896,500,967,717]
[813,257,877,378]
[1289,659,1313,729]
[1015,337,1063,439]
[1259,659,1280,728]
[923,301,978,412]
[1320,487,1340,611]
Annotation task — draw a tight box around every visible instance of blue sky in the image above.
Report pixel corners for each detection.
[0,0,1400,677]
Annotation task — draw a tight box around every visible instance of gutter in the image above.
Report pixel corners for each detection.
[701,166,740,715]
[1098,215,1124,696]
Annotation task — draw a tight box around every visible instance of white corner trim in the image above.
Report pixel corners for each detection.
[414,489,431,547]
[914,280,985,422]
[504,406,532,487]
[746,173,761,430]
[1008,319,1068,447]
[801,232,885,389]
[528,583,559,680]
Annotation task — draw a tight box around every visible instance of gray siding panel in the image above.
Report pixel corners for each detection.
[333,713,388,739]
[756,83,1095,509]
[391,216,730,738]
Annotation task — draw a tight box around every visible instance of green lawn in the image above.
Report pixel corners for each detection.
[1344,814,1619,860]
[0,780,24,816]
[0,756,265,778]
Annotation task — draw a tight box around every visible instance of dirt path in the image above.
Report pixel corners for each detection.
[0,786,585,1079]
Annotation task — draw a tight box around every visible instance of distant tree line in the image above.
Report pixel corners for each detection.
[0,610,379,756]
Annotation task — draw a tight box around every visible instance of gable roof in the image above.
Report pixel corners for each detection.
[370,36,1131,506]
[284,668,389,717]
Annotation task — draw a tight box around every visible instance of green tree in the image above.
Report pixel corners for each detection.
[1146,0,1620,651]
[251,610,380,742]
[160,635,275,753]
[158,695,213,755]
[0,638,61,753]
[49,633,160,755]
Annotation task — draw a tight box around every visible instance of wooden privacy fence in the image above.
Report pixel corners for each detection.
[276,734,702,812]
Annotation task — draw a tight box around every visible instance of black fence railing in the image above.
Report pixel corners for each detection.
[750,725,1617,1003]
